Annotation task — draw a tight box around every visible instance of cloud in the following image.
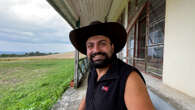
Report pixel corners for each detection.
[0,41,74,53]
[0,0,74,53]
[0,28,34,37]
[2,0,55,24]
[0,27,71,44]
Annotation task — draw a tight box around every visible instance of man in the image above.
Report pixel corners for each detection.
[69,21,155,110]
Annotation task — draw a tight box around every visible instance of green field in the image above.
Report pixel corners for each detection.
[0,59,74,110]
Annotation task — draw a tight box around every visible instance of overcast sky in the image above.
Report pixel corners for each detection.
[0,0,74,53]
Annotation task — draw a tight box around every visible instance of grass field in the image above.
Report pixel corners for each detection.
[0,58,74,110]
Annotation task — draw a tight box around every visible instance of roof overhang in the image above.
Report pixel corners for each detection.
[47,0,129,28]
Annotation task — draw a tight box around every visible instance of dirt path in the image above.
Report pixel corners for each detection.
[0,52,85,61]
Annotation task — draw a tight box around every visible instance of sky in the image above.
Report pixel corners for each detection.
[0,0,74,53]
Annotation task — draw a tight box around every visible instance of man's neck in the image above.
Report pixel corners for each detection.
[96,65,110,81]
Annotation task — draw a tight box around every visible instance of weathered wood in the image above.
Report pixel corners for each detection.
[74,50,79,88]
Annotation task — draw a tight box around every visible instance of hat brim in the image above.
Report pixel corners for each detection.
[69,22,127,55]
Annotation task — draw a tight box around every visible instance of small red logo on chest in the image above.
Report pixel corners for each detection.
[101,86,109,92]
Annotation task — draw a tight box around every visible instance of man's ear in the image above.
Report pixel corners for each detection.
[111,44,114,52]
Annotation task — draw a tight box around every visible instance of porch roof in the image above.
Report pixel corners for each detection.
[47,0,129,28]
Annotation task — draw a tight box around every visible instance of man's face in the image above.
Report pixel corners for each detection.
[86,35,114,68]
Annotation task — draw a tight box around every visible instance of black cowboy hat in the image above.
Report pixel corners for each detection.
[69,21,127,55]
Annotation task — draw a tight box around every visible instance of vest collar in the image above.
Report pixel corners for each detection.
[91,58,120,82]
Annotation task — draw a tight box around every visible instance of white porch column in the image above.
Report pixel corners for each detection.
[121,6,128,61]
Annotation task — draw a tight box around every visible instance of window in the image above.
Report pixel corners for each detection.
[127,25,135,65]
[127,0,165,76]
[147,0,165,76]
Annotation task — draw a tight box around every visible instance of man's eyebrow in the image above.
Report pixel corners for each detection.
[86,39,107,44]
[98,40,108,42]
[86,42,93,45]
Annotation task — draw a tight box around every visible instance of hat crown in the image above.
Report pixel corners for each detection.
[69,21,127,55]
[89,21,102,26]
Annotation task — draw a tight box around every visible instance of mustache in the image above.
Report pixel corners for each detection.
[90,52,107,58]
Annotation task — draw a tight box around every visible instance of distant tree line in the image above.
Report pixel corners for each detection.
[0,51,59,57]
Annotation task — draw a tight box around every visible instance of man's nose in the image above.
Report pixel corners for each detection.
[94,44,100,53]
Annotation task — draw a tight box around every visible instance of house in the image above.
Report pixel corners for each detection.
[47,0,195,98]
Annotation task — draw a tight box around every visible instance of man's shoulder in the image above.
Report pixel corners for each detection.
[112,58,135,76]
[115,58,145,83]
[115,58,133,69]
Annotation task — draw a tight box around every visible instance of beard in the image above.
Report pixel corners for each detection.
[89,52,115,69]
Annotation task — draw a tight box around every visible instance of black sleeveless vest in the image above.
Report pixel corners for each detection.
[85,58,145,110]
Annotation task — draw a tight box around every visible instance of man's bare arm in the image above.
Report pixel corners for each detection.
[124,71,155,110]
[78,96,86,110]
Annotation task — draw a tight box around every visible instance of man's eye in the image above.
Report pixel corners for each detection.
[87,45,93,49]
[99,42,107,46]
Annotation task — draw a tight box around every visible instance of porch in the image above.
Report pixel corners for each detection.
[51,72,195,110]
